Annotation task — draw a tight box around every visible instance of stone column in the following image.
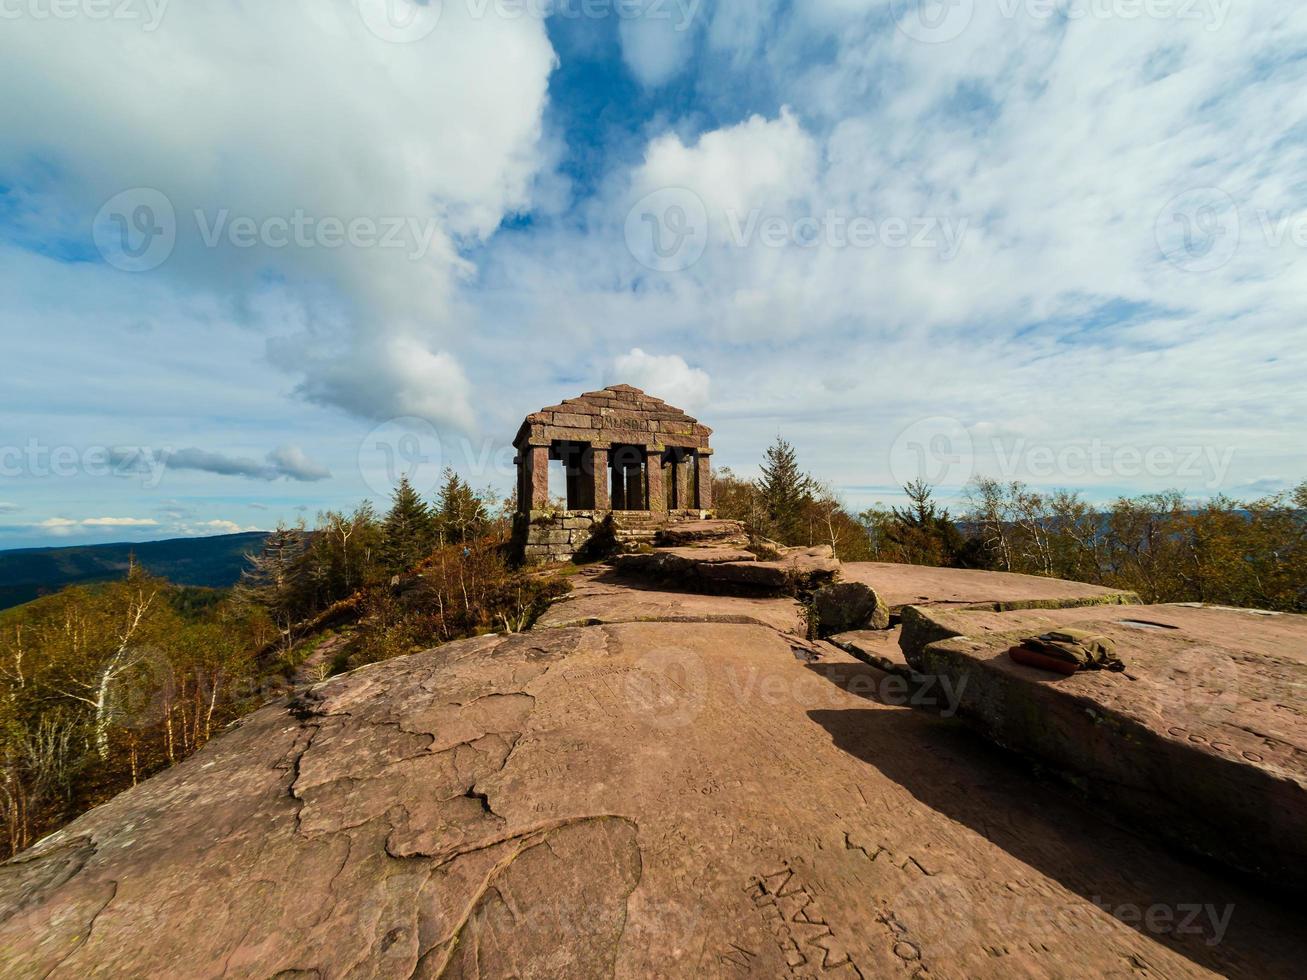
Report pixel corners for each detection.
[695,451,713,510]
[645,447,665,513]
[590,447,610,511]
[530,445,550,511]
[675,453,693,512]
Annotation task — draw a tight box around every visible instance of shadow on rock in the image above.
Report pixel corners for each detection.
[807,706,1306,979]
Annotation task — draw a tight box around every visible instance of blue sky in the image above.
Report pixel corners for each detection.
[1,0,1305,550]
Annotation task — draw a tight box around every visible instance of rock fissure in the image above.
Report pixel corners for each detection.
[287,722,324,837]
[41,878,117,980]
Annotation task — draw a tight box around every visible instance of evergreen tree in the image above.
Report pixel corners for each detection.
[233,522,307,647]
[304,501,383,603]
[382,476,435,573]
[756,437,815,545]
[433,468,487,546]
[886,480,967,566]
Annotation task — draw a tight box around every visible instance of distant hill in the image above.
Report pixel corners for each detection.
[0,532,268,611]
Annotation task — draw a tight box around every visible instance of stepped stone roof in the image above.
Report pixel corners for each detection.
[514,384,713,451]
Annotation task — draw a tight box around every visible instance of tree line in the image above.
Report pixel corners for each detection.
[0,569,273,857]
[716,437,1307,611]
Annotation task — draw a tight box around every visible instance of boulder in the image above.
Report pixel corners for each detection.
[813,582,890,635]
[907,602,1307,890]
[697,554,840,596]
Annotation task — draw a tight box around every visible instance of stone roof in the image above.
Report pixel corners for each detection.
[515,385,713,451]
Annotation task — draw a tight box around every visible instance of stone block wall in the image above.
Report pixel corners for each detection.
[518,511,599,564]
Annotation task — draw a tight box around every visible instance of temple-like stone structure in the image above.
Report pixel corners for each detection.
[513,385,713,563]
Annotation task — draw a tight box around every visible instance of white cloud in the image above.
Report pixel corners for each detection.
[0,1,556,432]
[192,520,259,535]
[610,349,710,412]
[633,109,820,233]
[34,517,160,536]
[266,446,331,483]
[487,4,1307,498]
[287,335,476,429]
[107,446,332,483]
[4,0,1306,515]
[618,11,699,88]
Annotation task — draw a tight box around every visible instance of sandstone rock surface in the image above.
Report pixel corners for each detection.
[842,562,1140,613]
[906,602,1307,890]
[536,565,805,634]
[653,520,748,548]
[695,552,840,595]
[830,627,910,676]
[612,546,840,598]
[2,578,1303,978]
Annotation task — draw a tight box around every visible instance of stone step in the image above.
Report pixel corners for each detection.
[612,545,839,598]
[655,520,748,548]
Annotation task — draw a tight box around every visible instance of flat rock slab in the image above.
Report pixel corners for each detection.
[697,554,841,595]
[537,569,805,634]
[614,549,840,598]
[657,546,757,563]
[654,520,748,547]
[841,562,1139,612]
[910,602,1307,891]
[831,627,911,676]
[611,547,758,578]
[3,621,1303,977]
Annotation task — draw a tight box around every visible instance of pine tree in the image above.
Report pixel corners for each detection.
[433,468,487,546]
[886,480,966,567]
[756,437,814,545]
[233,522,307,650]
[382,476,435,573]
